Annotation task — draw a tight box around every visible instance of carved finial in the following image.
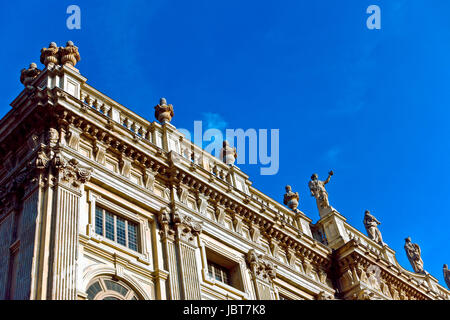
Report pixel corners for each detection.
[60,41,81,67]
[154,97,174,124]
[20,63,41,89]
[283,185,300,212]
[220,140,237,165]
[40,42,60,67]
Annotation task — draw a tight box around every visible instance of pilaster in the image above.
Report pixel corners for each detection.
[246,249,276,300]
[173,210,203,300]
[47,151,92,300]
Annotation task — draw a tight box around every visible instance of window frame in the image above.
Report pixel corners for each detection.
[207,261,232,286]
[86,189,154,266]
[95,205,140,253]
[86,276,140,300]
[200,242,247,298]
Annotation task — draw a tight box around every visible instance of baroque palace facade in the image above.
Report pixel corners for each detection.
[0,41,449,300]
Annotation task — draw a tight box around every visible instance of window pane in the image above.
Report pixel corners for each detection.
[127,222,138,251]
[105,212,115,241]
[104,280,129,297]
[208,262,231,285]
[208,263,213,278]
[86,282,102,300]
[214,265,222,282]
[95,207,103,236]
[116,217,126,246]
[222,270,230,285]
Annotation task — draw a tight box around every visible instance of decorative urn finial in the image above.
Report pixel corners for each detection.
[283,185,300,212]
[20,63,41,89]
[220,140,237,165]
[154,97,174,124]
[40,42,60,67]
[60,41,81,67]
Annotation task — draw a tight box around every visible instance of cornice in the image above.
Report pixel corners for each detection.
[38,88,333,265]
[335,239,448,300]
[3,70,334,287]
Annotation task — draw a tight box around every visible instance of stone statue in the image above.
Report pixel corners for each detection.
[404,237,425,274]
[443,264,450,289]
[283,185,299,213]
[154,98,174,124]
[308,170,334,210]
[59,41,81,67]
[40,42,59,67]
[20,63,41,89]
[363,210,383,245]
[220,140,237,165]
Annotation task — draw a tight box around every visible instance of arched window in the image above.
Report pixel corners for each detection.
[86,276,140,300]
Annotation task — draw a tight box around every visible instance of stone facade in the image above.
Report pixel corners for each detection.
[0,43,449,300]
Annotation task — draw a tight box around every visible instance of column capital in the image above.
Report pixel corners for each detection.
[52,152,93,190]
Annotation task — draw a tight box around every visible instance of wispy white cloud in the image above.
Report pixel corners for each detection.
[201,112,228,131]
[323,145,341,163]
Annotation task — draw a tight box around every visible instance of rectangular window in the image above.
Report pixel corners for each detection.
[207,261,232,286]
[205,249,244,291]
[94,206,140,252]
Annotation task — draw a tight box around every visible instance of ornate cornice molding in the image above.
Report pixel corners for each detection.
[4,78,332,276]
[60,87,331,266]
[335,242,444,300]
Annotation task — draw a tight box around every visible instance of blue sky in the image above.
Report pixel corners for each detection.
[1,0,450,287]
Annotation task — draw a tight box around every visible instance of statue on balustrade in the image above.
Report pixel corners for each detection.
[154,97,174,124]
[283,185,299,213]
[404,237,426,275]
[220,140,237,165]
[308,170,334,213]
[443,264,450,289]
[363,210,384,245]
[20,63,41,90]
